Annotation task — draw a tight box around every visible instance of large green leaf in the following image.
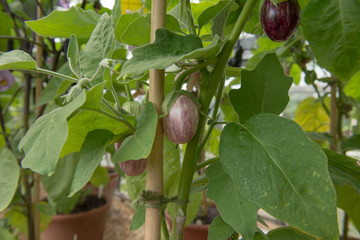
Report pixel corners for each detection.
[324,149,360,193]
[0,50,36,71]
[121,28,203,76]
[197,1,229,32]
[335,183,360,231]
[268,227,315,240]
[302,0,360,81]
[211,0,234,37]
[80,13,114,85]
[229,53,292,123]
[19,92,86,176]
[342,134,360,151]
[60,111,133,158]
[0,148,20,212]
[120,14,182,46]
[25,7,99,38]
[206,162,258,240]
[114,12,141,43]
[113,102,157,162]
[41,153,80,202]
[219,115,339,239]
[208,216,236,240]
[69,130,114,197]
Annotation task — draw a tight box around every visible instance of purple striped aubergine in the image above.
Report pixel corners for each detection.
[115,142,146,176]
[261,0,301,42]
[163,94,199,144]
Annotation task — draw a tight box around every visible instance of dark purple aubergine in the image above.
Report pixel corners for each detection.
[261,0,301,42]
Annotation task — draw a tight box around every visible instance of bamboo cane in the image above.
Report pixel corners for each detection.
[34,1,43,240]
[145,0,166,239]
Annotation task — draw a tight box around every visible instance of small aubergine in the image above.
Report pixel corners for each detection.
[261,0,301,42]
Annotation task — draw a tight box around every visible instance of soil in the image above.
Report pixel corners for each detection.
[71,196,106,214]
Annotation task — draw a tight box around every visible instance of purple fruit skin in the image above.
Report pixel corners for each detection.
[115,142,147,176]
[163,95,199,144]
[119,159,147,176]
[261,0,301,42]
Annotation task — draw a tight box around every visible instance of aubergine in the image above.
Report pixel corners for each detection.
[261,0,301,42]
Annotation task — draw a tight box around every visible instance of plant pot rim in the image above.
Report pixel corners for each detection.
[51,196,111,222]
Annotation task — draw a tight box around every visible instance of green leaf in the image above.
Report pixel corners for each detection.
[90,166,110,188]
[41,153,80,202]
[229,53,293,123]
[112,0,122,24]
[183,34,223,60]
[302,0,360,81]
[219,115,339,239]
[342,134,360,151]
[124,172,146,201]
[36,202,56,217]
[197,1,229,32]
[19,92,86,175]
[60,110,133,158]
[268,227,316,240]
[335,183,360,231]
[120,14,181,46]
[25,7,99,38]
[211,0,234,37]
[324,149,360,193]
[0,50,36,71]
[80,13,114,85]
[0,228,15,240]
[0,148,20,212]
[130,205,145,231]
[113,102,158,162]
[37,63,73,106]
[208,216,236,240]
[69,130,114,197]
[121,28,203,76]
[114,12,142,43]
[0,10,14,52]
[344,71,360,100]
[206,162,258,239]
[67,35,81,79]
[294,97,330,132]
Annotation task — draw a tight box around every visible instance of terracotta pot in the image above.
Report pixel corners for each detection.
[41,196,110,240]
[183,223,209,240]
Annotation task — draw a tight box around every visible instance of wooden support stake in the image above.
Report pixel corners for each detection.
[34,2,43,240]
[145,0,166,239]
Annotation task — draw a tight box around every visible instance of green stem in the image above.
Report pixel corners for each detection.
[24,68,79,83]
[196,157,219,170]
[2,86,23,116]
[79,107,135,132]
[170,0,258,238]
[173,60,214,91]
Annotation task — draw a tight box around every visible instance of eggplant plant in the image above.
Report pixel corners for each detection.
[0,0,360,239]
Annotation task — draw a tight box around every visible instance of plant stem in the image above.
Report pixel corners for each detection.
[23,68,79,83]
[170,0,258,238]
[196,157,219,170]
[0,36,55,53]
[330,82,338,151]
[2,86,23,116]
[342,213,349,240]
